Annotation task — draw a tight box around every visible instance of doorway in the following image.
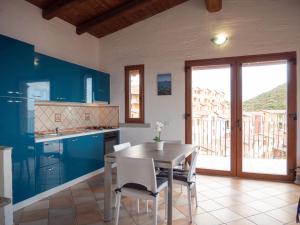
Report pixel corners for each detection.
[185,52,297,181]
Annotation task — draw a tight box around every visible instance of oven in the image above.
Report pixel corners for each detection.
[104,131,119,155]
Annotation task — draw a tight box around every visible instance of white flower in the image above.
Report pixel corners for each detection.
[155,121,164,132]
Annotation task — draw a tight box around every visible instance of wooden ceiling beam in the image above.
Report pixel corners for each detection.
[76,0,149,35]
[205,0,222,13]
[42,0,84,20]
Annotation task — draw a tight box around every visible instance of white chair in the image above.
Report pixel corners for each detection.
[113,142,147,213]
[115,156,168,225]
[112,142,131,168]
[158,149,199,223]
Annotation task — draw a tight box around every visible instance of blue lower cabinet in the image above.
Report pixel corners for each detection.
[36,141,61,168]
[36,164,60,194]
[60,134,104,185]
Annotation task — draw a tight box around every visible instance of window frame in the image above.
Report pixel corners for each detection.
[125,64,145,124]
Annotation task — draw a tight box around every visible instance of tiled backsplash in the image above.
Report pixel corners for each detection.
[35,103,119,132]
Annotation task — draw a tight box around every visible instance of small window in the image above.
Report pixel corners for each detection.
[125,65,144,123]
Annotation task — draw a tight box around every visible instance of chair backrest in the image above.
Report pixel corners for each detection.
[114,142,131,152]
[116,156,157,193]
[162,140,182,144]
[188,148,199,182]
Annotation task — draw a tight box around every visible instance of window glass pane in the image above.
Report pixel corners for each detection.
[129,70,140,118]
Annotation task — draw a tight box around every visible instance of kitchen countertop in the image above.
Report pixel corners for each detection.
[0,197,11,208]
[35,128,120,143]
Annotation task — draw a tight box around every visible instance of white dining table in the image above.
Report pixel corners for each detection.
[103,142,195,225]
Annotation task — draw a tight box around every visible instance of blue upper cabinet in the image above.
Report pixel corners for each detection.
[35,53,110,103]
[34,53,85,103]
[93,72,110,103]
[0,34,34,97]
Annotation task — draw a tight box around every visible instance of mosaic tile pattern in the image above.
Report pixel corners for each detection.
[35,104,119,132]
[14,174,300,225]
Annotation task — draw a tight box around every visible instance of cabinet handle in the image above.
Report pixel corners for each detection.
[93,135,98,138]
[71,139,78,142]
[48,167,54,172]
[48,155,55,159]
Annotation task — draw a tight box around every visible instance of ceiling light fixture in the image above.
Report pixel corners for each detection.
[211,33,228,46]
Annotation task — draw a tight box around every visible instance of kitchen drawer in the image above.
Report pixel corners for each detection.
[36,141,61,168]
[36,163,60,194]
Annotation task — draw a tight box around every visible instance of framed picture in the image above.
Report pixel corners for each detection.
[157,73,172,95]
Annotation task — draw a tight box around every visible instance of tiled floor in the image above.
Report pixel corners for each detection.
[14,174,300,225]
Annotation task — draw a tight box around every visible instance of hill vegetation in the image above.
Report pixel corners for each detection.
[243,84,287,112]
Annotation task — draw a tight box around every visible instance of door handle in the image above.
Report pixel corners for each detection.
[289,113,297,121]
[184,113,191,119]
[236,119,242,130]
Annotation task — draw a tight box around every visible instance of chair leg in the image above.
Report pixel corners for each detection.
[145,200,149,213]
[137,199,140,214]
[194,183,198,208]
[187,186,192,223]
[164,188,168,221]
[153,197,158,225]
[115,193,121,225]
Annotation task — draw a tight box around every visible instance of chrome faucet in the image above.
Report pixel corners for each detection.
[55,127,59,135]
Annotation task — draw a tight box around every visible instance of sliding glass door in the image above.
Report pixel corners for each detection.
[185,52,297,181]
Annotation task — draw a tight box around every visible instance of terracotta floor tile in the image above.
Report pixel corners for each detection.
[229,204,260,217]
[247,213,282,225]
[19,209,48,223]
[226,218,256,225]
[198,200,224,212]
[19,219,48,225]
[76,211,103,225]
[193,213,223,225]
[23,200,49,212]
[13,175,300,225]
[209,208,242,223]
[49,207,74,219]
[50,196,74,208]
[49,214,76,225]
[246,200,276,212]
[266,208,295,224]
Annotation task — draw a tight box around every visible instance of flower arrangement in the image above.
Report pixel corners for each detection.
[153,121,164,150]
[153,121,164,142]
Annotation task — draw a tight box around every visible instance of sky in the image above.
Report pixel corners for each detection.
[192,62,287,102]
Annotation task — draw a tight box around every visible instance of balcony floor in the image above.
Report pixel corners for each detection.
[197,155,287,175]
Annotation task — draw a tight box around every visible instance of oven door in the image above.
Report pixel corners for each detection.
[104,132,119,155]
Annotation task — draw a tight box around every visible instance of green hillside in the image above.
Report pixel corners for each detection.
[243,84,287,112]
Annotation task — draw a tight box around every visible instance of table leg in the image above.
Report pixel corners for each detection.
[167,168,173,225]
[104,160,113,221]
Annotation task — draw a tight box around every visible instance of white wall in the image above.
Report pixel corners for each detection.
[0,0,100,69]
[99,0,300,162]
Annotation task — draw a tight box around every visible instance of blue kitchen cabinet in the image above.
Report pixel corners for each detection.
[93,72,110,103]
[34,53,85,103]
[35,141,61,168]
[0,34,34,97]
[0,35,36,203]
[35,140,61,194]
[60,134,104,184]
[0,96,36,204]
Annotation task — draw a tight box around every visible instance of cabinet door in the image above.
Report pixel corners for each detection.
[36,141,60,168]
[36,53,84,102]
[0,34,34,97]
[36,164,60,194]
[60,137,83,183]
[60,134,104,184]
[93,72,110,102]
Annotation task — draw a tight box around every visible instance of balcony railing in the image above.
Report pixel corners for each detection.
[192,113,287,159]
